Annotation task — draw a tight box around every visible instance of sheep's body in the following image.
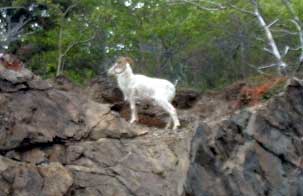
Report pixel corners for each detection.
[118,74,176,102]
[108,57,180,130]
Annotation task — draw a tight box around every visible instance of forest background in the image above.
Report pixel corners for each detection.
[1,0,303,90]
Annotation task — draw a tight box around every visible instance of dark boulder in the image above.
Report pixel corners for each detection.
[185,78,303,196]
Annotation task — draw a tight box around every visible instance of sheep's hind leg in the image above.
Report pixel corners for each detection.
[165,118,172,129]
[157,99,180,130]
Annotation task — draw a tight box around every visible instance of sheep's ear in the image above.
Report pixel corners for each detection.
[125,57,134,66]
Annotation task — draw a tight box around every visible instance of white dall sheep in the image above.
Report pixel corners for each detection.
[107,56,180,130]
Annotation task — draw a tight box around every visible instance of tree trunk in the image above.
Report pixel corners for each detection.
[282,0,303,65]
[56,25,63,76]
[254,7,287,75]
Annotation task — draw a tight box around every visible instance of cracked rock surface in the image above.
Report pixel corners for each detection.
[0,67,194,196]
[185,79,303,196]
[1,66,303,196]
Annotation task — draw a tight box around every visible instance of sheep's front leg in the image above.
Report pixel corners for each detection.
[122,91,129,102]
[129,98,138,124]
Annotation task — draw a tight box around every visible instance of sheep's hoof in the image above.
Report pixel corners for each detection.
[165,122,172,129]
[172,123,181,130]
[172,126,180,130]
[129,119,137,124]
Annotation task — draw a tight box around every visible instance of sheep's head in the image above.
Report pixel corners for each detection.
[108,56,134,76]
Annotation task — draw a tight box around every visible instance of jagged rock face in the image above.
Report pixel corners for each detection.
[1,64,303,196]
[88,76,124,104]
[0,89,89,150]
[185,79,303,196]
[65,129,193,196]
[0,67,194,196]
[0,157,73,196]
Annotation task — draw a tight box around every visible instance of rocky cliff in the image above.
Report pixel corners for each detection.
[185,79,303,196]
[0,64,302,196]
[0,65,195,196]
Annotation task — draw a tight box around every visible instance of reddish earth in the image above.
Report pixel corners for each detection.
[236,77,287,107]
[0,53,24,71]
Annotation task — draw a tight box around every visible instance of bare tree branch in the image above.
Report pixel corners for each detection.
[263,47,274,55]
[290,19,303,62]
[282,0,303,67]
[230,0,288,75]
[283,46,290,57]
[0,12,32,51]
[288,46,303,51]
[229,5,255,15]
[267,19,279,28]
[56,4,78,76]
[256,36,265,42]
[271,28,298,35]
[63,4,77,16]
[55,3,98,76]
[0,6,25,10]
[258,63,278,70]
[62,33,96,57]
[248,64,266,74]
[168,0,225,11]
[256,9,287,74]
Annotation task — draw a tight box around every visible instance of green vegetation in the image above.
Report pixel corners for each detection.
[1,0,303,88]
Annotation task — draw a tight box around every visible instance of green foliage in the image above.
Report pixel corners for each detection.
[2,0,303,87]
[11,0,103,82]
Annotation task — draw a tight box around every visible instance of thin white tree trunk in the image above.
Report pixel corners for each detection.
[56,4,76,76]
[231,0,288,75]
[282,0,303,64]
[56,26,63,76]
[254,7,287,75]
[291,20,303,63]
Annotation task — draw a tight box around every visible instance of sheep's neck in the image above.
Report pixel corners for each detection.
[117,70,133,93]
